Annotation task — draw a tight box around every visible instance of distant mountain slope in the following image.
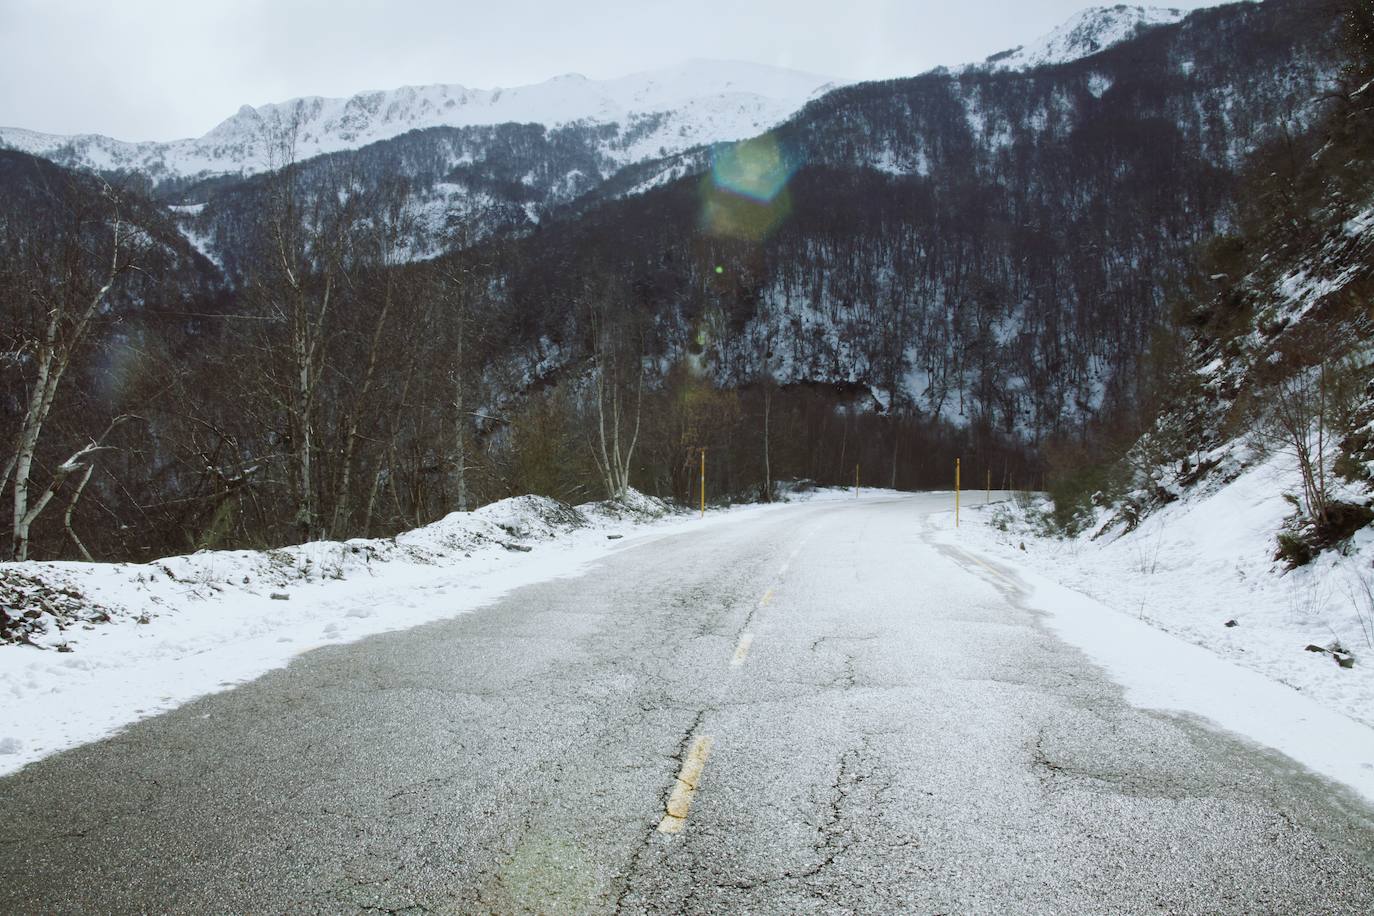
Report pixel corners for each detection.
[0,149,223,302]
[461,0,1343,441]
[969,4,1189,71]
[0,60,838,185]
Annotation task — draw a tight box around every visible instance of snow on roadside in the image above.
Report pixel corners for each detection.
[0,487,862,776]
[930,462,1374,803]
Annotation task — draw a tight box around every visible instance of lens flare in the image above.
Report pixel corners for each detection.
[700,133,798,241]
[711,134,794,202]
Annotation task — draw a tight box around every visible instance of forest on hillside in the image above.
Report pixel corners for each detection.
[1052,0,1374,564]
[0,0,1356,563]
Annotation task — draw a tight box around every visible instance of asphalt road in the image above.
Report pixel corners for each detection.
[2,494,1373,914]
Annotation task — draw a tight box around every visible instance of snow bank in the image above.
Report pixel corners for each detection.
[932,458,1374,804]
[0,486,859,775]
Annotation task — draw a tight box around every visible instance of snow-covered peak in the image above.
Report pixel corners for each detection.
[969,5,1188,72]
[0,60,839,183]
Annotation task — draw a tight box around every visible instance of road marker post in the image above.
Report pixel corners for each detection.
[986,467,991,504]
[855,463,860,499]
[700,448,706,518]
[955,457,961,528]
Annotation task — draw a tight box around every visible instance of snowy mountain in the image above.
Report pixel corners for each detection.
[0,60,839,184]
[0,0,1348,569]
[968,4,1189,71]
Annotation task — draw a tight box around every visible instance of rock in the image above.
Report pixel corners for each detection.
[504,543,533,553]
[607,534,624,540]
[270,592,290,601]
[1328,641,1356,668]
[1224,619,1238,628]
[1305,644,1328,653]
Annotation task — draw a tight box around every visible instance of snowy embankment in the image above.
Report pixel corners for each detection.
[932,458,1374,804]
[0,487,862,776]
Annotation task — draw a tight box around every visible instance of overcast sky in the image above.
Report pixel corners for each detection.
[0,0,1225,141]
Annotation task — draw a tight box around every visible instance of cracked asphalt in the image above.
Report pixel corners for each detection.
[2,494,1374,914]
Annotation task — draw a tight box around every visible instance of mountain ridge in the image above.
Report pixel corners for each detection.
[962,4,1191,71]
[0,5,1230,186]
[0,59,840,184]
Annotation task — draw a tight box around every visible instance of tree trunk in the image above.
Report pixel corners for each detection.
[10,212,123,560]
[454,310,469,512]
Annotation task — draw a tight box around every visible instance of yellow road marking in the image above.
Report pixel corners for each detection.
[760,588,774,606]
[731,632,754,666]
[657,736,714,834]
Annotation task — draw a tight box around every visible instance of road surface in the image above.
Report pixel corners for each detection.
[2,494,1373,913]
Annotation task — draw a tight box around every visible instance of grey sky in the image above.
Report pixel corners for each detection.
[0,0,1226,141]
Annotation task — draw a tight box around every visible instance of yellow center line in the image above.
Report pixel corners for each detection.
[760,588,774,606]
[657,736,714,834]
[731,632,754,666]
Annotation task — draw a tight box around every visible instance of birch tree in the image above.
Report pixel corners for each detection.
[3,179,142,560]
[250,111,356,543]
[585,286,644,500]
[325,177,413,537]
[440,222,482,514]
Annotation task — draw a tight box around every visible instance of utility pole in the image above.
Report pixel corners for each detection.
[955,457,961,528]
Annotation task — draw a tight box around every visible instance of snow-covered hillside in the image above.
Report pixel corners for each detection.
[967,5,1188,71]
[935,491,1374,806]
[956,463,1374,733]
[0,59,838,183]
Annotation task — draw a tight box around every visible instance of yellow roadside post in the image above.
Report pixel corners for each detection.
[955,457,961,528]
[700,448,706,518]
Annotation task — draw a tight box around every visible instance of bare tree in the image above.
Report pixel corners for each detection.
[1256,349,1364,533]
[41,415,141,561]
[585,286,644,500]
[3,179,143,560]
[250,109,356,543]
[439,223,482,514]
[326,177,413,537]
